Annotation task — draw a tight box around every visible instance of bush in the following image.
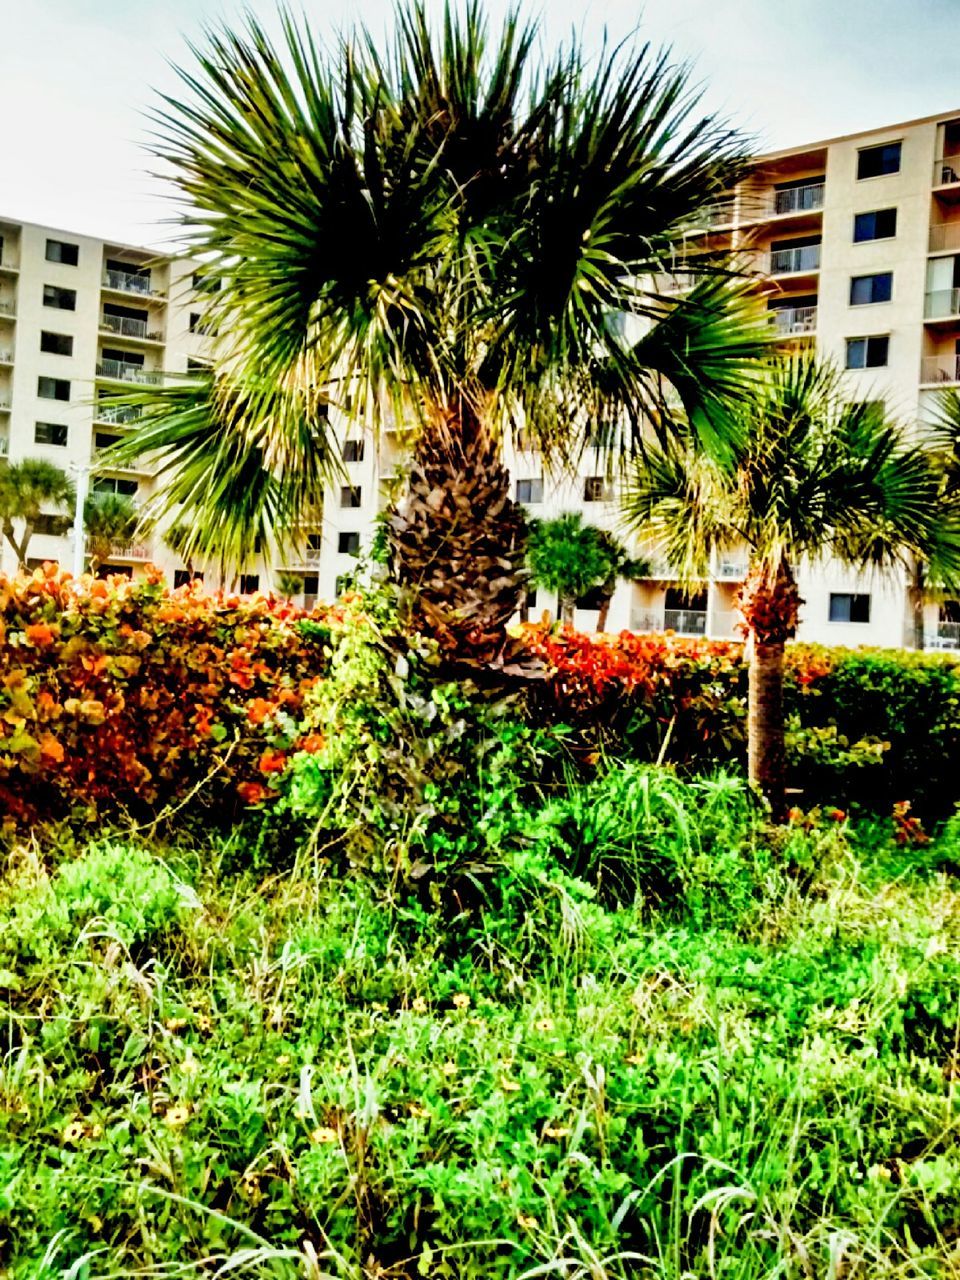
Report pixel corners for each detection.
[0,565,329,827]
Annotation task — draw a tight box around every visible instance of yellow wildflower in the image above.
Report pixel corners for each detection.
[452,993,470,1010]
[534,1018,554,1033]
[442,1060,458,1077]
[62,1120,87,1145]
[310,1125,339,1145]
[517,1214,538,1230]
[544,1125,571,1139]
[164,1104,191,1128]
[411,997,428,1014]
[499,1077,521,1094]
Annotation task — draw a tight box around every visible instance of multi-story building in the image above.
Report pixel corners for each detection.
[0,215,209,581]
[6,104,960,647]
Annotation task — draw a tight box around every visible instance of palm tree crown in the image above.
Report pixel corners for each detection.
[0,459,75,568]
[118,1,768,659]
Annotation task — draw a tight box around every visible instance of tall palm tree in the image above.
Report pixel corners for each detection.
[83,493,138,575]
[0,459,74,569]
[115,2,767,667]
[624,357,960,819]
[908,387,960,648]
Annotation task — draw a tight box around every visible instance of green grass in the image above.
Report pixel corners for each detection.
[1,772,959,1278]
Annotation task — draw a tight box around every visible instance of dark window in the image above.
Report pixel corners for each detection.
[239,574,260,594]
[40,330,73,356]
[187,357,211,373]
[173,569,204,588]
[93,476,138,497]
[45,238,79,266]
[342,439,365,462]
[94,431,122,451]
[97,564,133,580]
[335,574,353,596]
[853,208,897,242]
[850,272,892,305]
[846,335,889,369]
[43,284,76,311]
[829,592,871,623]
[102,346,143,367]
[189,312,202,333]
[340,485,362,508]
[33,513,68,535]
[516,477,544,503]
[37,376,70,401]
[302,573,319,594]
[857,142,901,180]
[583,476,611,502]
[338,531,360,555]
[526,588,538,609]
[34,421,67,446]
[105,257,148,279]
[576,585,608,611]
[306,532,323,553]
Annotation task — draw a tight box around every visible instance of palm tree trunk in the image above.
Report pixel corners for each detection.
[559,593,575,625]
[596,592,613,632]
[909,559,926,650]
[748,638,787,822]
[388,399,528,666]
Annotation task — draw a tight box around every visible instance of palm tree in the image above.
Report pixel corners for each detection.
[0,459,74,568]
[907,387,960,648]
[114,2,767,668]
[275,570,304,601]
[526,513,646,629]
[83,493,138,575]
[624,357,960,819]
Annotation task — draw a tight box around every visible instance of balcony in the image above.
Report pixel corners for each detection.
[716,558,748,580]
[94,402,142,426]
[771,182,824,217]
[0,350,13,365]
[924,621,960,651]
[768,305,817,337]
[0,300,15,318]
[920,354,960,385]
[929,223,960,254]
[100,313,163,342]
[934,158,960,189]
[924,289,960,321]
[632,608,708,636]
[0,400,10,414]
[108,541,152,562]
[0,256,18,275]
[768,244,821,275]
[102,268,160,298]
[96,359,162,385]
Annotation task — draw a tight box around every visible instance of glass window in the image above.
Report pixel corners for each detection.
[93,476,138,497]
[239,574,260,594]
[37,376,70,401]
[40,330,73,356]
[340,485,362,508]
[43,284,76,311]
[850,272,893,305]
[174,570,204,589]
[857,142,901,180]
[829,593,871,623]
[45,239,79,266]
[33,513,68,535]
[338,531,360,555]
[845,335,889,369]
[34,421,67,446]
[516,477,544,503]
[853,208,897,242]
[342,439,365,462]
[583,476,611,502]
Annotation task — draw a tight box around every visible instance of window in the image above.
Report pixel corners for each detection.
[302,573,319,594]
[342,439,365,462]
[97,564,133,580]
[857,142,901,180]
[43,284,76,311]
[583,476,612,502]
[335,574,353,596]
[576,585,607,611]
[853,208,897,242]
[239,574,260,594]
[45,238,79,266]
[525,588,538,610]
[829,592,871,623]
[187,357,211,373]
[33,513,68,535]
[37,376,70,401]
[845,335,889,369]
[306,532,323,554]
[850,272,892,305]
[102,346,143,368]
[94,431,122,452]
[189,312,202,333]
[173,570,204,589]
[516,477,544,503]
[338,531,360,555]
[40,330,73,356]
[34,421,67,446]
[340,485,362,508]
[93,476,138,497]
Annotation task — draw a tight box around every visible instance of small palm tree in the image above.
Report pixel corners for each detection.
[0,459,74,568]
[83,493,138,576]
[624,357,960,819]
[275,570,304,601]
[526,513,625,625]
[113,1,767,669]
[908,387,960,647]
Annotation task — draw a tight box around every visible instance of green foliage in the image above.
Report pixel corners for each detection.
[526,514,626,613]
[0,458,75,567]
[82,491,138,572]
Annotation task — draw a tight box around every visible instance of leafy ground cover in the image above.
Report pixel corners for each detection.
[1,770,959,1278]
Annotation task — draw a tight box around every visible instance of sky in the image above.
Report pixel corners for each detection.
[2,0,960,248]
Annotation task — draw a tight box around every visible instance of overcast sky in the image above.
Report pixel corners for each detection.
[2,0,959,247]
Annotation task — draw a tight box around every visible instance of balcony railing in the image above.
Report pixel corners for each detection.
[102,269,156,297]
[769,305,817,336]
[934,158,960,188]
[632,608,708,636]
[716,559,748,579]
[924,288,960,320]
[0,300,14,316]
[96,359,162,385]
[772,182,824,216]
[109,541,151,561]
[924,621,960,650]
[0,400,10,412]
[0,351,13,364]
[768,244,821,275]
[920,355,960,384]
[94,402,142,426]
[100,313,162,341]
[928,223,960,253]
[0,257,18,273]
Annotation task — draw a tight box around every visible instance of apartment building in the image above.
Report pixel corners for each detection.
[0,216,208,580]
[6,105,960,646]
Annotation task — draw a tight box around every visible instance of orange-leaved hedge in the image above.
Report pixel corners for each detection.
[0,565,331,826]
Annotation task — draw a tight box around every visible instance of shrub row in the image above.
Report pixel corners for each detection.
[0,566,330,826]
